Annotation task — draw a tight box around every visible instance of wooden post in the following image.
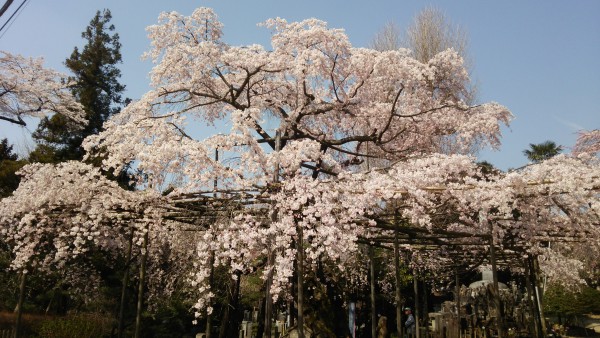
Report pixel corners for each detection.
[206,252,215,338]
[207,148,219,338]
[532,257,547,336]
[256,297,266,338]
[414,274,420,338]
[14,271,26,338]
[218,271,242,338]
[134,228,149,338]
[524,259,540,338]
[214,148,219,191]
[297,222,305,338]
[370,246,377,338]
[266,131,282,338]
[422,281,429,338]
[394,212,403,338]
[264,252,274,334]
[488,223,504,338]
[117,228,134,338]
[288,300,294,330]
[455,269,461,338]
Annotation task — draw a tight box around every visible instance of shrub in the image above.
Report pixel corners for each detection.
[36,313,113,338]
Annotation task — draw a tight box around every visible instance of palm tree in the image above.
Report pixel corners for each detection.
[523,140,563,163]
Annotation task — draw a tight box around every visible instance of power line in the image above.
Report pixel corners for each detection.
[0,0,30,39]
[0,0,16,18]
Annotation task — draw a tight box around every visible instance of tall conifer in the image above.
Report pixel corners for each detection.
[31,9,126,162]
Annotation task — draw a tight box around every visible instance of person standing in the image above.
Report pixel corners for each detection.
[377,315,388,338]
[404,308,415,338]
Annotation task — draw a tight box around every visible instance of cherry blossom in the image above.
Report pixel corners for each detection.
[0,51,85,127]
[0,161,150,272]
[572,129,600,156]
[83,7,512,194]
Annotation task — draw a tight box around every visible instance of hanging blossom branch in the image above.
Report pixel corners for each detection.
[572,129,600,156]
[0,51,86,127]
[0,162,160,273]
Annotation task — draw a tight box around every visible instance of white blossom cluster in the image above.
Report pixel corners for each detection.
[572,129,600,156]
[0,51,85,126]
[0,162,149,272]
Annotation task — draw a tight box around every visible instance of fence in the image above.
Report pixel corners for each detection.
[0,328,14,338]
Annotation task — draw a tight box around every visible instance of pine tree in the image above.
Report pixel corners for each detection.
[0,138,25,198]
[0,138,18,161]
[31,9,126,162]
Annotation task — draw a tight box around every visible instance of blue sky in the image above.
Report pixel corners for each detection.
[1,0,598,170]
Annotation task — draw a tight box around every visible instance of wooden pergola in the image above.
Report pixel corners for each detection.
[151,176,596,338]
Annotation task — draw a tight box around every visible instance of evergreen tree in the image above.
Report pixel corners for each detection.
[544,283,600,322]
[0,138,25,198]
[0,138,18,161]
[31,9,126,162]
[523,140,563,163]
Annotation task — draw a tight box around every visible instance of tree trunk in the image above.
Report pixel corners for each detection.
[134,230,149,338]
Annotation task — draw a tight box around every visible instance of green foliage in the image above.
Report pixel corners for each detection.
[32,9,126,162]
[66,9,125,132]
[35,313,113,338]
[134,300,196,338]
[476,160,501,180]
[578,287,600,314]
[32,115,83,162]
[544,283,600,319]
[240,273,263,308]
[0,138,25,198]
[581,261,600,289]
[523,140,563,163]
[0,138,18,161]
[0,244,17,311]
[27,144,60,164]
[0,159,25,197]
